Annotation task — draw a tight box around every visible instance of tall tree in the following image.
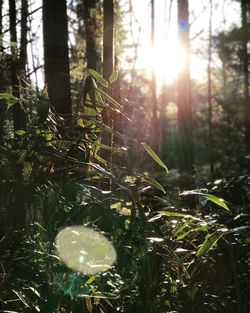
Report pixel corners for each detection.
[0,0,4,145]
[103,0,114,80]
[102,0,114,161]
[208,0,214,174]
[241,0,250,153]
[7,0,27,232]
[0,0,3,50]
[83,0,97,70]
[150,0,159,155]
[9,0,26,133]
[19,0,28,77]
[43,0,72,118]
[177,0,194,171]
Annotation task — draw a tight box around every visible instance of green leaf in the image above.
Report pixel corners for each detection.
[96,88,123,110]
[204,194,229,211]
[175,220,192,235]
[159,211,190,218]
[142,143,168,172]
[15,130,26,136]
[88,69,109,88]
[22,162,33,181]
[85,297,92,313]
[176,226,208,241]
[158,211,200,221]
[86,276,95,285]
[93,153,108,166]
[0,92,17,100]
[196,231,221,257]
[111,202,122,209]
[143,176,166,194]
[109,69,119,84]
[34,222,47,232]
[0,92,18,109]
[180,190,229,211]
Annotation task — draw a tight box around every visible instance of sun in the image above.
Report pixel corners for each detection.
[138,39,206,86]
[153,41,185,85]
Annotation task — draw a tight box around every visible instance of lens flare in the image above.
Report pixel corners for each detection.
[55,226,116,275]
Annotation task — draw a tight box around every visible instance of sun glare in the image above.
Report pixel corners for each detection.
[138,40,206,86]
[153,42,185,85]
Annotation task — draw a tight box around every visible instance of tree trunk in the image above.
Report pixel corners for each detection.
[103,0,114,80]
[8,0,26,232]
[112,55,124,163]
[112,9,124,163]
[9,0,25,133]
[0,0,3,50]
[208,0,214,175]
[177,0,194,172]
[19,0,28,75]
[102,0,114,162]
[150,0,159,155]
[43,0,72,118]
[83,0,97,70]
[0,0,4,144]
[241,0,250,153]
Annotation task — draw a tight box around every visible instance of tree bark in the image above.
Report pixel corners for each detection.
[19,0,28,75]
[0,0,4,144]
[103,0,114,80]
[177,0,194,172]
[83,0,97,70]
[208,0,214,174]
[102,0,114,162]
[8,0,26,232]
[43,0,72,118]
[9,0,25,133]
[241,0,250,153]
[150,0,160,155]
[0,0,3,50]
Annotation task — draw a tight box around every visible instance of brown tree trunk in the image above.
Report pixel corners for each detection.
[103,0,114,80]
[241,0,250,153]
[177,0,194,172]
[83,0,97,70]
[43,0,72,118]
[19,0,28,75]
[8,0,26,232]
[150,0,159,155]
[112,55,124,163]
[101,0,114,162]
[9,0,26,133]
[0,0,2,50]
[0,0,4,144]
[208,0,214,175]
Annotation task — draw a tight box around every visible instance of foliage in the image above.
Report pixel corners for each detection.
[0,78,249,313]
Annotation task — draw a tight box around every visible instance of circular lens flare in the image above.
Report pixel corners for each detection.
[55,226,117,275]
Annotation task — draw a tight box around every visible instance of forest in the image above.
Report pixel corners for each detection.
[0,0,249,312]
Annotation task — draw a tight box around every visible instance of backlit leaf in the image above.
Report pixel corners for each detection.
[196,231,221,257]
[143,176,166,194]
[15,130,26,136]
[88,69,109,88]
[204,194,229,211]
[86,276,95,285]
[142,143,168,172]
[0,92,17,109]
[180,190,229,211]
[109,69,119,84]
